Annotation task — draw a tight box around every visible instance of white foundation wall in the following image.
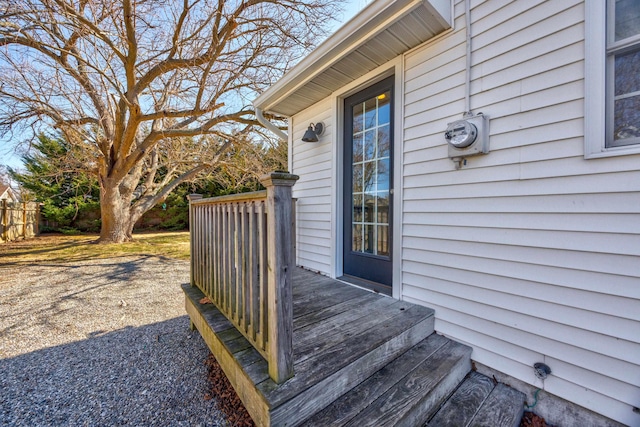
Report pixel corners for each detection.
[401,1,640,425]
[290,98,334,276]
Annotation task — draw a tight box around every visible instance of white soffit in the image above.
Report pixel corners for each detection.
[254,0,452,117]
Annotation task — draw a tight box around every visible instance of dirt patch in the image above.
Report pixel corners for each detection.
[521,411,552,427]
[205,354,255,427]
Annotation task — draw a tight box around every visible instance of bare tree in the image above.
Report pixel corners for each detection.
[0,0,338,242]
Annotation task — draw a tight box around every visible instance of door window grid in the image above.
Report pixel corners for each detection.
[351,91,391,257]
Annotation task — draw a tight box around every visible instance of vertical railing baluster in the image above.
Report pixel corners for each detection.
[200,205,204,288]
[227,202,233,316]
[248,201,258,341]
[221,203,228,313]
[235,202,242,327]
[240,202,251,333]
[229,203,237,321]
[198,204,202,287]
[204,205,210,296]
[257,200,267,351]
[212,204,218,303]
[217,203,223,307]
[210,205,214,295]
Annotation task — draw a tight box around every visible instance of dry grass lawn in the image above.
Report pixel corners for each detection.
[0,231,190,265]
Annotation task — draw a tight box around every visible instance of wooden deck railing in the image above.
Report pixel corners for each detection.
[188,172,298,383]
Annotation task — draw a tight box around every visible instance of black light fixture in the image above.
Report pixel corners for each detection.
[302,122,324,142]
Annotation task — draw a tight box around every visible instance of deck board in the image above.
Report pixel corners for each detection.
[293,291,383,330]
[292,283,367,318]
[292,295,398,348]
[293,299,412,358]
[290,273,339,299]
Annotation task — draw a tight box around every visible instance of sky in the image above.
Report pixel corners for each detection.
[0,0,369,173]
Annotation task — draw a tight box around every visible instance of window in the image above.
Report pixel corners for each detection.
[607,0,640,147]
[585,0,640,157]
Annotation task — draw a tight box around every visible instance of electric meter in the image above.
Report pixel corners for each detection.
[445,120,477,148]
[446,113,489,159]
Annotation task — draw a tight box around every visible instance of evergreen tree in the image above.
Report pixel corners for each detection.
[9,134,100,231]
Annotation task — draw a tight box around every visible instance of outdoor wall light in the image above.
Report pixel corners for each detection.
[302,122,324,142]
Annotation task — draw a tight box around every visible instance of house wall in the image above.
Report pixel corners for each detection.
[290,98,335,275]
[401,0,639,425]
[288,0,640,425]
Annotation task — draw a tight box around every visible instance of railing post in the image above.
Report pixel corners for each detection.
[188,194,203,287]
[260,172,299,384]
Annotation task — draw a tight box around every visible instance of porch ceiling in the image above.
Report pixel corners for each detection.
[253,0,452,117]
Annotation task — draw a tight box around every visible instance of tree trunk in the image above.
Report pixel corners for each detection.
[98,179,135,243]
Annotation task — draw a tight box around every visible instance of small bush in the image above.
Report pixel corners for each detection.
[58,226,81,235]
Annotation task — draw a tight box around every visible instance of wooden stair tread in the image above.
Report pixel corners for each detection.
[305,334,470,426]
[427,372,525,427]
[343,339,471,427]
[467,383,525,427]
[262,303,434,408]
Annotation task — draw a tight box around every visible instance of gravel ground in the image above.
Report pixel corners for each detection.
[0,255,226,426]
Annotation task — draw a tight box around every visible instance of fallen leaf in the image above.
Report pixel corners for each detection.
[199,297,212,304]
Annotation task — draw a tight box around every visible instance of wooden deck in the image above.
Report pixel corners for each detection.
[183,267,525,426]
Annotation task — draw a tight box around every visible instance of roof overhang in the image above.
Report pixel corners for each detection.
[253,0,452,117]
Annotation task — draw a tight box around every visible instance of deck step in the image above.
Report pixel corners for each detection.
[304,334,472,426]
[183,268,436,427]
[267,301,436,426]
[184,268,525,427]
[426,371,525,427]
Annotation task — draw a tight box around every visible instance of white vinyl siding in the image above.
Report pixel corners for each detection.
[402,0,640,426]
[291,99,334,275]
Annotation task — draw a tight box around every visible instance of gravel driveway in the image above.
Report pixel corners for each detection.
[0,255,226,426]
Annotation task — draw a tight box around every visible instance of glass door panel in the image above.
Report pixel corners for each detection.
[342,76,394,294]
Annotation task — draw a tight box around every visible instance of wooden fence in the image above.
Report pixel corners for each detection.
[1,201,41,243]
[189,172,298,383]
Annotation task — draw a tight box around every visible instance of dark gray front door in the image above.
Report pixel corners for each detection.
[342,76,394,295]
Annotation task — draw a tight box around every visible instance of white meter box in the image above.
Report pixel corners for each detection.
[446,113,489,158]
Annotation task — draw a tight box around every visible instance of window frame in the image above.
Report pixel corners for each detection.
[585,0,640,158]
